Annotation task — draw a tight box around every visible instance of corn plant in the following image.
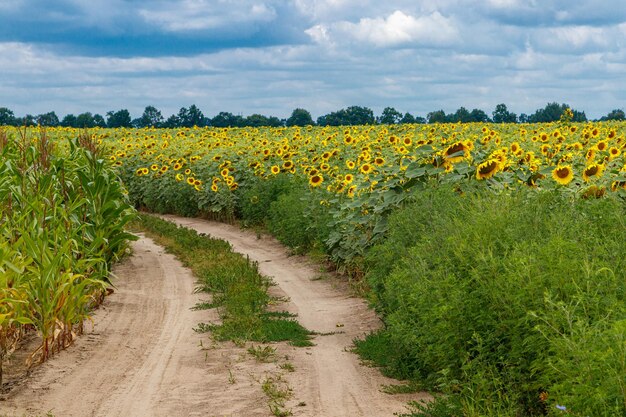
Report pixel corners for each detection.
[0,127,135,381]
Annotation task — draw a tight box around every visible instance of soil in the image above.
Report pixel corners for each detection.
[1,217,430,417]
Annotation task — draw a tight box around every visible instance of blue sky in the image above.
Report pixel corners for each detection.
[1,0,626,120]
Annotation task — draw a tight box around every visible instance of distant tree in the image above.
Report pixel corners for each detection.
[137,105,164,128]
[178,105,206,127]
[527,102,561,123]
[286,108,314,126]
[210,112,244,128]
[317,106,375,126]
[61,114,78,127]
[36,111,59,127]
[427,110,448,124]
[0,107,16,126]
[162,114,180,128]
[76,112,96,128]
[92,114,106,128]
[106,109,132,128]
[469,108,491,123]
[267,116,284,127]
[519,113,529,123]
[315,114,330,126]
[344,106,376,125]
[378,107,403,124]
[399,112,416,124]
[599,109,625,121]
[527,102,586,123]
[492,104,517,123]
[16,114,36,126]
[451,107,472,123]
[244,114,270,127]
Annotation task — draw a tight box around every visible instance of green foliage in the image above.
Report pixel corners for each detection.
[401,395,463,417]
[286,108,314,127]
[317,106,376,126]
[360,186,626,416]
[237,175,295,227]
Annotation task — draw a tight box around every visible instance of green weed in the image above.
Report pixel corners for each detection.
[247,345,276,363]
[279,362,295,372]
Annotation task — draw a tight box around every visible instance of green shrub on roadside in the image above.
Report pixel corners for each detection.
[359,187,626,417]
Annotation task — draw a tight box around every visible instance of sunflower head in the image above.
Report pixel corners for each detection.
[582,163,604,182]
[551,165,574,185]
[476,159,499,180]
[309,174,324,187]
[608,147,621,160]
[360,163,373,174]
[443,141,469,163]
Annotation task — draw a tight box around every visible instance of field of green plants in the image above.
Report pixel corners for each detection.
[0,128,135,384]
[1,120,625,416]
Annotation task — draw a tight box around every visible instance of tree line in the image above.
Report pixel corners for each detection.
[0,103,624,128]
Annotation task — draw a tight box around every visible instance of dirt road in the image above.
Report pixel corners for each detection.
[2,217,428,417]
[161,216,429,416]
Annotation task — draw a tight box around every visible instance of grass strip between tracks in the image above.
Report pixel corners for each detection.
[133,214,313,347]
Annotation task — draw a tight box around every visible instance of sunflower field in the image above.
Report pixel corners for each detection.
[2,118,625,416]
[99,118,624,261]
[0,127,135,383]
[104,118,624,417]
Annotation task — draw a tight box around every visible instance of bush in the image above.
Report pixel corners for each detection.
[360,187,626,416]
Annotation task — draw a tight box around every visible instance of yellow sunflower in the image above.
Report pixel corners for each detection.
[552,165,574,185]
[608,147,621,160]
[309,174,324,187]
[443,142,469,163]
[476,159,499,180]
[360,163,373,174]
[582,163,604,182]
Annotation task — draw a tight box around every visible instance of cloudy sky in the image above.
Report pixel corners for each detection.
[1,0,626,120]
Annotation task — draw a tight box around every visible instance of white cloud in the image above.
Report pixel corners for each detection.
[307,10,458,48]
[293,0,368,21]
[548,26,610,49]
[487,0,534,9]
[139,0,277,32]
[530,25,623,54]
[304,24,332,44]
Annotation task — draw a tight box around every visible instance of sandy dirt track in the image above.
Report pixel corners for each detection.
[2,217,429,416]
[161,216,429,416]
